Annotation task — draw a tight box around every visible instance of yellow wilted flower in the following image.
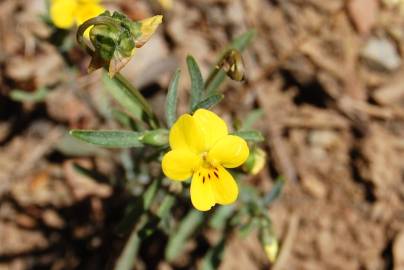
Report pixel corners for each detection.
[76,11,163,76]
[136,15,163,48]
[50,0,105,29]
[162,109,249,211]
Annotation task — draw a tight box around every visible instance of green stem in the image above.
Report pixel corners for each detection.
[113,73,159,128]
[204,48,244,95]
[204,47,232,95]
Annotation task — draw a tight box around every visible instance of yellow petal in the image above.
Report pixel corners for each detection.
[210,166,238,205]
[192,109,228,150]
[75,3,105,26]
[208,135,249,168]
[190,171,215,211]
[169,114,205,153]
[162,150,201,181]
[50,0,78,29]
[78,0,101,3]
[136,15,163,48]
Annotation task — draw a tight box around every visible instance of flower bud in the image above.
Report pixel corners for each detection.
[259,220,278,263]
[139,129,169,146]
[264,238,279,263]
[243,147,266,175]
[218,49,245,81]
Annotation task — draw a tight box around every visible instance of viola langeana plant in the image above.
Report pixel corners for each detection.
[69,9,281,266]
[162,109,249,211]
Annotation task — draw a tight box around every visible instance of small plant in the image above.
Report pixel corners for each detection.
[67,10,282,269]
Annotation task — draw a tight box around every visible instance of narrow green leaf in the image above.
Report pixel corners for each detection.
[191,94,224,112]
[232,130,264,142]
[263,177,284,206]
[114,216,147,270]
[240,109,264,131]
[230,29,256,52]
[69,130,143,148]
[115,202,143,235]
[114,229,141,270]
[205,29,256,95]
[166,69,181,127]
[201,237,226,270]
[55,134,107,157]
[165,210,204,262]
[157,194,176,219]
[10,87,49,102]
[209,205,235,230]
[111,109,140,131]
[115,178,161,235]
[143,178,162,209]
[239,183,261,204]
[239,217,259,238]
[103,73,143,121]
[157,194,176,231]
[205,70,226,96]
[187,55,204,110]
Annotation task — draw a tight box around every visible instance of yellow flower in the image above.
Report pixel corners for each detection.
[162,109,249,211]
[50,0,105,29]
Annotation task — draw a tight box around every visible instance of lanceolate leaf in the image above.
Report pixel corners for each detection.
[142,178,162,210]
[103,73,143,121]
[240,109,264,131]
[191,94,224,113]
[209,205,235,230]
[231,130,265,142]
[165,210,204,262]
[111,109,140,131]
[201,237,226,270]
[115,178,162,235]
[70,130,143,148]
[204,70,226,96]
[187,55,204,110]
[165,69,181,127]
[230,29,256,52]
[114,216,148,270]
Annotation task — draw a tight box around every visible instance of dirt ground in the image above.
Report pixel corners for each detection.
[1,0,404,269]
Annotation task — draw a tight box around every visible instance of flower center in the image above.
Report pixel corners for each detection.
[198,152,219,184]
